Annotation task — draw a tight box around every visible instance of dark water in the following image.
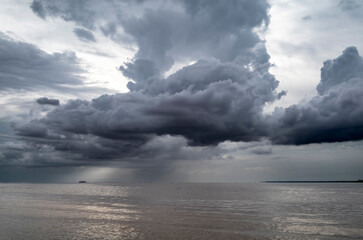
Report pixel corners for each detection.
[0,183,362,239]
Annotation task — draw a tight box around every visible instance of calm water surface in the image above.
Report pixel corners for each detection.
[0,183,362,239]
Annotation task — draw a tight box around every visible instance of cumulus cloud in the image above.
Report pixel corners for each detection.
[120,0,270,81]
[36,97,60,106]
[30,0,270,73]
[18,45,363,167]
[317,47,362,94]
[269,47,363,144]
[17,58,281,145]
[11,0,362,176]
[0,33,84,91]
[10,0,278,171]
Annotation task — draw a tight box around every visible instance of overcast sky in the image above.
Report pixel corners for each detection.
[0,0,362,183]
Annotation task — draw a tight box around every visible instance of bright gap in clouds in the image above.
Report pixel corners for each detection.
[0,0,134,96]
[265,0,363,111]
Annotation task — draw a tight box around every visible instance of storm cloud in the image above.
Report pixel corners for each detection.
[10,0,277,168]
[269,47,363,144]
[19,59,281,143]
[6,0,363,174]
[16,46,363,167]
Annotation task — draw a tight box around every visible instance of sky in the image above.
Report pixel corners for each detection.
[0,0,362,183]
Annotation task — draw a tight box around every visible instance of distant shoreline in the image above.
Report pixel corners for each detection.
[264,180,363,183]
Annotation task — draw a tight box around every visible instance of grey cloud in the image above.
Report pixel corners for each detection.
[18,0,363,173]
[12,57,282,174]
[36,97,60,106]
[30,0,106,29]
[302,15,312,21]
[30,0,47,19]
[21,0,279,148]
[120,59,161,88]
[339,0,361,11]
[100,22,117,37]
[120,0,270,81]
[18,58,282,147]
[317,46,362,94]
[124,51,278,96]
[269,47,363,145]
[13,0,322,172]
[0,132,221,174]
[16,121,49,138]
[73,28,96,42]
[30,0,140,36]
[249,146,272,155]
[30,0,270,77]
[0,33,84,91]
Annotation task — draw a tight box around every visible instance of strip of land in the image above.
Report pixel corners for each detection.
[264,180,363,183]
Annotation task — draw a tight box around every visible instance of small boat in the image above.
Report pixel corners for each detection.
[78,181,87,183]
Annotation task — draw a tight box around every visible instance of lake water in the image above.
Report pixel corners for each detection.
[0,183,362,239]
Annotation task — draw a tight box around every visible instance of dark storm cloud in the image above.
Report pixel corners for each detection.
[12,60,280,173]
[26,0,277,146]
[73,28,96,42]
[36,97,60,106]
[269,47,363,145]
[317,47,362,94]
[11,0,279,171]
[17,58,281,146]
[0,132,221,170]
[12,0,362,175]
[0,33,83,91]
